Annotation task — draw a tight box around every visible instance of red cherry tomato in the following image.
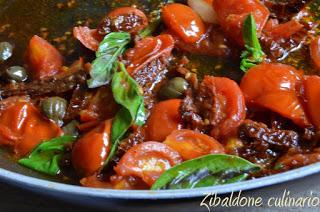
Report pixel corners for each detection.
[164,129,225,160]
[27,35,63,79]
[114,141,183,186]
[303,76,320,130]
[72,119,112,177]
[264,19,303,41]
[310,36,320,70]
[106,7,148,34]
[162,3,206,43]
[0,97,62,157]
[73,26,102,51]
[126,34,174,75]
[146,99,182,142]
[200,76,246,139]
[213,0,269,46]
[240,63,311,127]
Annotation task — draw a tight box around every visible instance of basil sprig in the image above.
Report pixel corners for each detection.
[87,32,131,88]
[18,136,76,176]
[104,62,146,166]
[240,14,265,72]
[152,154,261,190]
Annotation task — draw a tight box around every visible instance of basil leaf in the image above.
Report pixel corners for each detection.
[18,136,76,176]
[104,62,145,165]
[87,32,131,88]
[138,0,175,38]
[151,154,261,190]
[240,14,265,72]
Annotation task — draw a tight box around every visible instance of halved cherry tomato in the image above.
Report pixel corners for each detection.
[213,0,270,46]
[105,7,148,34]
[240,63,311,127]
[0,97,62,157]
[200,76,246,139]
[310,36,320,70]
[73,26,102,51]
[27,35,63,79]
[162,3,206,43]
[146,99,182,142]
[303,76,320,129]
[126,34,174,75]
[114,141,183,186]
[164,129,225,160]
[72,119,112,177]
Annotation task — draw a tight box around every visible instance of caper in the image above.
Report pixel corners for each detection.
[6,66,28,82]
[41,97,68,126]
[159,77,189,99]
[62,120,79,137]
[0,42,13,62]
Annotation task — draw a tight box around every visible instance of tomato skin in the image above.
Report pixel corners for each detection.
[240,63,311,127]
[310,36,320,70]
[303,76,320,129]
[72,119,112,177]
[213,0,269,46]
[162,3,206,43]
[126,34,174,75]
[27,35,63,79]
[114,141,183,186]
[146,99,182,142]
[164,129,225,160]
[73,26,102,51]
[265,19,303,41]
[0,97,62,157]
[200,76,246,139]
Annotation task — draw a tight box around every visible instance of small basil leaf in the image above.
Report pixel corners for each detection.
[104,62,145,166]
[151,154,261,190]
[18,136,76,176]
[240,14,265,72]
[87,32,131,88]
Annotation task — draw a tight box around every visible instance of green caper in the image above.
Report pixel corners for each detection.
[6,66,28,82]
[159,77,189,99]
[41,97,68,126]
[0,42,13,62]
[62,120,79,137]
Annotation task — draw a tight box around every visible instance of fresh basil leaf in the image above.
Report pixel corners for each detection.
[240,14,265,72]
[18,136,76,176]
[138,0,175,38]
[87,32,131,88]
[104,62,145,165]
[151,154,261,190]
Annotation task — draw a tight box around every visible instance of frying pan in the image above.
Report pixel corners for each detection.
[0,0,320,203]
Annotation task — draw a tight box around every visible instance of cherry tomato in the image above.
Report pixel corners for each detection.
[110,175,149,190]
[73,26,102,51]
[162,3,206,43]
[164,129,225,160]
[213,0,270,46]
[27,35,63,79]
[80,174,111,188]
[200,76,246,139]
[114,141,183,186]
[126,34,174,75]
[105,7,148,34]
[146,99,182,142]
[72,119,112,177]
[310,36,320,70]
[240,63,311,127]
[0,97,62,157]
[303,76,320,129]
